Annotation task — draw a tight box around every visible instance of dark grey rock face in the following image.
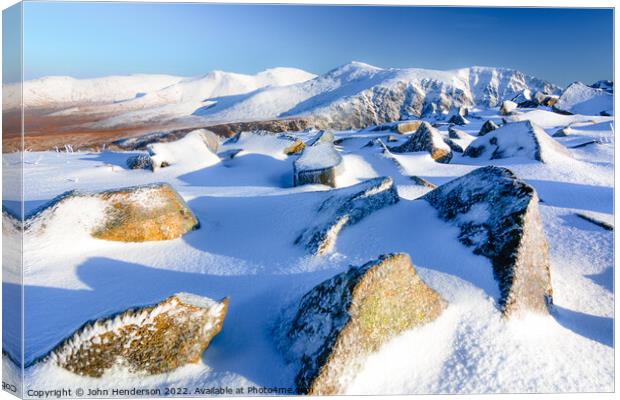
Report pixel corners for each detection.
[422,166,553,315]
[283,253,445,394]
[126,153,153,170]
[389,122,453,163]
[295,177,399,255]
[478,120,500,136]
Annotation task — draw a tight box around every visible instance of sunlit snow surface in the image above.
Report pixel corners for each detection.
[3,110,613,394]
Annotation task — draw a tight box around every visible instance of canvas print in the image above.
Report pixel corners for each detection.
[2,1,614,397]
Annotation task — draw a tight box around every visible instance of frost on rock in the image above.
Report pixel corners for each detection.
[126,153,154,170]
[295,177,399,255]
[553,82,613,116]
[464,120,571,163]
[422,166,553,315]
[47,293,228,377]
[283,253,446,395]
[306,130,335,146]
[293,142,344,187]
[478,120,500,136]
[389,121,452,163]
[26,183,199,242]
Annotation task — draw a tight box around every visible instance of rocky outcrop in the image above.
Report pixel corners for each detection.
[48,293,228,377]
[389,122,453,163]
[295,177,399,255]
[553,82,613,116]
[499,100,518,115]
[464,120,571,163]
[126,153,153,170]
[26,183,199,242]
[284,253,445,394]
[306,130,335,146]
[422,166,553,315]
[478,120,500,136]
[293,143,344,187]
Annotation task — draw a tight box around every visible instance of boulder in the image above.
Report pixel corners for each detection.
[389,122,453,163]
[552,126,572,137]
[126,153,153,171]
[464,120,571,163]
[306,130,335,146]
[447,113,469,126]
[188,128,220,153]
[284,140,306,155]
[448,126,470,140]
[422,166,553,315]
[48,293,228,377]
[392,120,423,134]
[295,177,399,255]
[511,89,533,104]
[293,142,344,188]
[443,138,464,153]
[553,82,613,116]
[284,253,446,394]
[147,129,220,170]
[478,120,500,136]
[499,100,518,115]
[25,183,199,242]
[534,91,559,107]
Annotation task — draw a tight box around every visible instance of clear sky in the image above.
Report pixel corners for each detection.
[16,2,614,86]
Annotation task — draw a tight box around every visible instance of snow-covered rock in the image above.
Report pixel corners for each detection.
[283,253,445,394]
[448,126,470,140]
[25,183,199,242]
[293,142,344,187]
[552,126,573,137]
[499,100,518,115]
[126,153,154,170]
[389,122,452,163]
[464,120,571,163]
[478,120,500,136]
[553,82,613,116]
[393,120,424,134]
[47,293,228,377]
[447,113,469,125]
[295,177,399,255]
[306,130,335,146]
[409,175,436,188]
[422,166,553,315]
[147,129,221,170]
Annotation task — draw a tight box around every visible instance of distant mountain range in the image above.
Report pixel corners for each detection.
[3,62,587,130]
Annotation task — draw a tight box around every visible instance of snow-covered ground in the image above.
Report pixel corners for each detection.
[2,104,613,395]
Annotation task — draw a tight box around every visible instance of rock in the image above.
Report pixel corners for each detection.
[534,91,559,107]
[189,128,220,153]
[284,253,446,394]
[147,129,220,170]
[552,126,572,137]
[553,82,613,116]
[284,140,306,155]
[26,183,199,242]
[443,138,464,153]
[293,143,344,188]
[126,153,153,171]
[409,175,436,188]
[448,126,470,140]
[295,177,399,255]
[306,130,335,146]
[478,120,500,136]
[392,120,423,134]
[384,135,399,142]
[499,100,518,115]
[48,293,228,377]
[422,166,553,315]
[464,120,571,163]
[389,122,453,163]
[447,113,469,126]
[511,89,532,104]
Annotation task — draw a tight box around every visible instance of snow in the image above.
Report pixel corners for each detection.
[2,69,614,394]
[294,142,342,171]
[554,82,613,116]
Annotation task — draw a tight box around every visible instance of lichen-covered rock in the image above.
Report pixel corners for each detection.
[293,142,344,188]
[499,100,518,115]
[464,120,571,163]
[443,138,464,153]
[48,293,228,377]
[392,120,423,134]
[478,120,500,136]
[422,166,553,315]
[284,253,446,394]
[126,153,154,171]
[295,177,399,255]
[448,126,470,140]
[389,122,452,163]
[26,183,199,242]
[306,130,335,146]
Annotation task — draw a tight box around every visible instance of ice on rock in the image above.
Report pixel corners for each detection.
[295,177,399,255]
[389,121,452,163]
[553,82,613,116]
[464,120,571,163]
[282,253,445,394]
[47,293,228,377]
[422,166,553,315]
[25,183,199,242]
[293,142,344,187]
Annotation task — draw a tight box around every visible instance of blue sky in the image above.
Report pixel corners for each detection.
[16,2,614,86]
